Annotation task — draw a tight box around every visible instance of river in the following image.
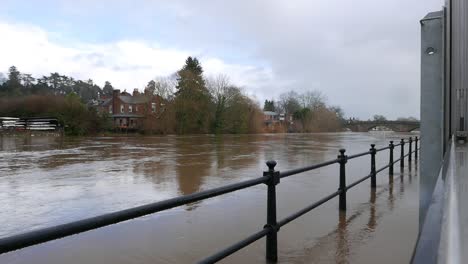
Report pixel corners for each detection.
[0,132,419,263]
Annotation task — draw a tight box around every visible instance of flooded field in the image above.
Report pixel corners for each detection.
[0,132,419,263]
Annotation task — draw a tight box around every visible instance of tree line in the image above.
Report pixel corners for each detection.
[262,90,345,132]
[0,66,113,101]
[0,57,346,135]
[0,66,114,135]
[0,58,264,135]
[141,57,263,134]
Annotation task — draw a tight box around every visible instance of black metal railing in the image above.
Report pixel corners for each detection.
[0,136,420,263]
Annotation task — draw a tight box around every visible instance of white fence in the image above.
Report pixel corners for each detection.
[0,117,60,131]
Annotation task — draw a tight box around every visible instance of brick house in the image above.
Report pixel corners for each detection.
[99,89,162,130]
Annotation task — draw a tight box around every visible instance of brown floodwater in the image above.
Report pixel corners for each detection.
[0,132,419,263]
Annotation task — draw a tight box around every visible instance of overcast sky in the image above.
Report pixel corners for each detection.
[0,0,442,119]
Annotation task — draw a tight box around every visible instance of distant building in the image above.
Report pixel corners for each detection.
[263,111,280,125]
[263,111,293,132]
[264,111,293,124]
[98,89,162,130]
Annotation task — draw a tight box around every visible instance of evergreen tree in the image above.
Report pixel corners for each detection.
[174,56,212,134]
[263,100,275,111]
[102,81,114,96]
[5,66,23,96]
[21,74,35,88]
[176,56,206,94]
[145,80,156,95]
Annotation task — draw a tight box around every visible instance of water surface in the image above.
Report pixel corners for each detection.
[0,132,419,263]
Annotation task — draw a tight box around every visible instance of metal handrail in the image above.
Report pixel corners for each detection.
[0,136,420,263]
[347,150,372,160]
[0,176,268,254]
[280,159,339,178]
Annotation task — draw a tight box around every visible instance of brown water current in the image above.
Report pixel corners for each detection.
[0,132,419,263]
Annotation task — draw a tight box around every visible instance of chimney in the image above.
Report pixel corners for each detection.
[133,88,140,96]
[112,89,120,115]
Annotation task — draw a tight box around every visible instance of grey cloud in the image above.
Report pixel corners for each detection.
[158,0,442,119]
[30,0,444,119]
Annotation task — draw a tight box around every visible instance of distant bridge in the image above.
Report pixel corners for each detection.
[345,120,420,132]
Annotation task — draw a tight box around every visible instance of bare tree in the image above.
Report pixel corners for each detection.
[206,74,240,133]
[146,74,177,100]
[155,75,176,100]
[277,90,301,114]
[300,90,327,110]
[206,74,232,103]
[373,114,387,121]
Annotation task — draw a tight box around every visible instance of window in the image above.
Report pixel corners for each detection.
[151,103,156,113]
[135,106,139,112]
[129,105,133,113]
[108,105,112,114]
[120,105,124,113]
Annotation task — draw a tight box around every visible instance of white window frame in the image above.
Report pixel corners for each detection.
[129,105,133,113]
[151,103,156,113]
[108,105,112,114]
[120,105,124,113]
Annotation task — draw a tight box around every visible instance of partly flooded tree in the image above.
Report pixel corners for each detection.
[174,57,212,134]
[276,89,343,132]
[207,74,232,133]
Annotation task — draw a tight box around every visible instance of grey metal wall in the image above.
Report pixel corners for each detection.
[420,11,444,227]
[451,0,468,134]
[420,0,468,226]
[419,0,468,226]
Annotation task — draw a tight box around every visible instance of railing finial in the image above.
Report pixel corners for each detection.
[266,160,277,171]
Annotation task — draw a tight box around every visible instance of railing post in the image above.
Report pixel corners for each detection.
[408,137,413,163]
[264,160,279,262]
[389,141,394,175]
[400,139,405,168]
[338,149,347,211]
[370,144,377,188]
[415,136,418,160]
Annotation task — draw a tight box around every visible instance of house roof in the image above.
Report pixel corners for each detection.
[119,95,149,104]
[263,111,278,116]
[100,98,112,106]
[99,95,151,107]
